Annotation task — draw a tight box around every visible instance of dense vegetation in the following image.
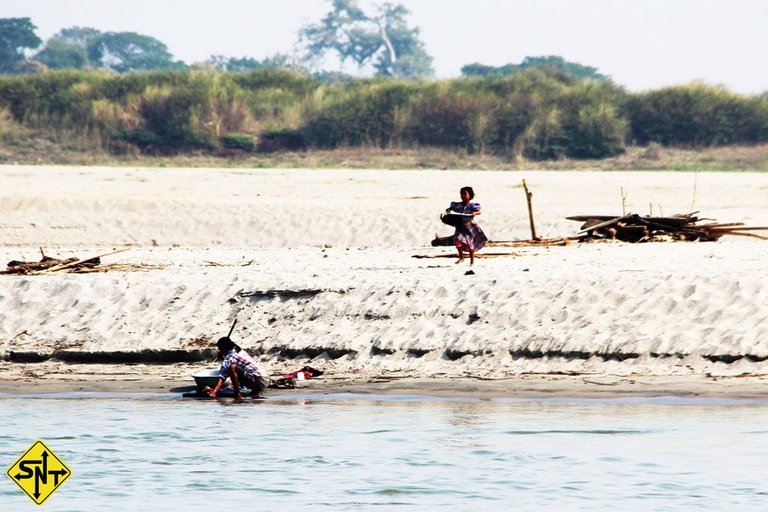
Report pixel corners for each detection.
[461,56,608,82]
[0,68,767,160]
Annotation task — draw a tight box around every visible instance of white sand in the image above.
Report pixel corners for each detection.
[1,166,768,394]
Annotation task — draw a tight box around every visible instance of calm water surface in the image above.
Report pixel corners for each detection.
[0,393,766,511]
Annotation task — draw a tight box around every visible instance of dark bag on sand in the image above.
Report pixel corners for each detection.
[441,212,471,227]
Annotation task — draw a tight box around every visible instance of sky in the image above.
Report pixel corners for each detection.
[4,0,768,94]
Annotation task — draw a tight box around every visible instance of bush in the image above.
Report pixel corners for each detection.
[258,129,305,152]
[405,85,492,152]
[231,68,318,96]
[116,128,157,149]
[220,133,255,151]
[488,92,538,155]
[303,81,416,148]
[137,86,212,150]
[624,84,762,146]
[513,82,627,159]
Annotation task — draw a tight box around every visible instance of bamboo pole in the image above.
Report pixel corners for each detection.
[522,179,540,241]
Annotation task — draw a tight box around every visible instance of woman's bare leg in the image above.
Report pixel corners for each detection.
[469,250,475,265]
[455,246,465,264]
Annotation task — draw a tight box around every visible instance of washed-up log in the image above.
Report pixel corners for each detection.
[569,212,768,242]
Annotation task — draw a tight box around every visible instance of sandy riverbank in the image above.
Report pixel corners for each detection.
[1,362,767,400]
[1,166,767,397]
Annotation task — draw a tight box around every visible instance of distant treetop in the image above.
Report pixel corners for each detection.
[299,0,433,79]
[0,17,42,74]
[32,26,186,72]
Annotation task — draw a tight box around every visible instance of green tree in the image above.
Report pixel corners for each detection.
[35,39,88,69]
[35,27,102,69]
[87,32,184,72]
[0,18,42,74]
[299,0,432,78]
[462,56,608,82]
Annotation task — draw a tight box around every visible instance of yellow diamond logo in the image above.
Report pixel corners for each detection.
[6,440,72,505]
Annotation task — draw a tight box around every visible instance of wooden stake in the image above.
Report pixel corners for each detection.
[522,179,540,241]
[620,187,627,216]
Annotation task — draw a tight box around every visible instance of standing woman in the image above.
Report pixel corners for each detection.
[445,186,488,265]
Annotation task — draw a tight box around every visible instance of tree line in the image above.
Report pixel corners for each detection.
[1,67,766,160]
[0,1,605,81]
[0,1,435,78]
[1,1,766,160]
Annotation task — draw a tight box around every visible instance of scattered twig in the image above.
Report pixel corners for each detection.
[689,168,699,214]
[11,330,29,342]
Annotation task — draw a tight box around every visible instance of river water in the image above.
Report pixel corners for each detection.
[0,393,766,511]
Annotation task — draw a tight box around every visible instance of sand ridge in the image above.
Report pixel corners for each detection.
[1,166,768,392]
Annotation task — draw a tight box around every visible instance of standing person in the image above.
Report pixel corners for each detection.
[207,336,268,399]
[445,186,488,265]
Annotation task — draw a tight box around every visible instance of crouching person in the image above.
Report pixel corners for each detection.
[208,336,268,400]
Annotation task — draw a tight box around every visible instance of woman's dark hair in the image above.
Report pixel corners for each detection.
[460,186,475,200]
[216,336,241,353]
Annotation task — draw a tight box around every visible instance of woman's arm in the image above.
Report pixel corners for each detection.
[446,201,460,213]
[207,377,225,397]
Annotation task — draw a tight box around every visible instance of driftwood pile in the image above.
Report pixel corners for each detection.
[570,212,768,242]
[2,248,134,275]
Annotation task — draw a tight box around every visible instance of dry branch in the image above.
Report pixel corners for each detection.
[3,248,132,275]
[33,248,131,274]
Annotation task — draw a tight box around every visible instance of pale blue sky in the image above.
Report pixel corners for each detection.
[4,0,767,93]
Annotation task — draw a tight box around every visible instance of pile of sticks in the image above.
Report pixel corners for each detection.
[2,248,131,275]
[569,212,768,242]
